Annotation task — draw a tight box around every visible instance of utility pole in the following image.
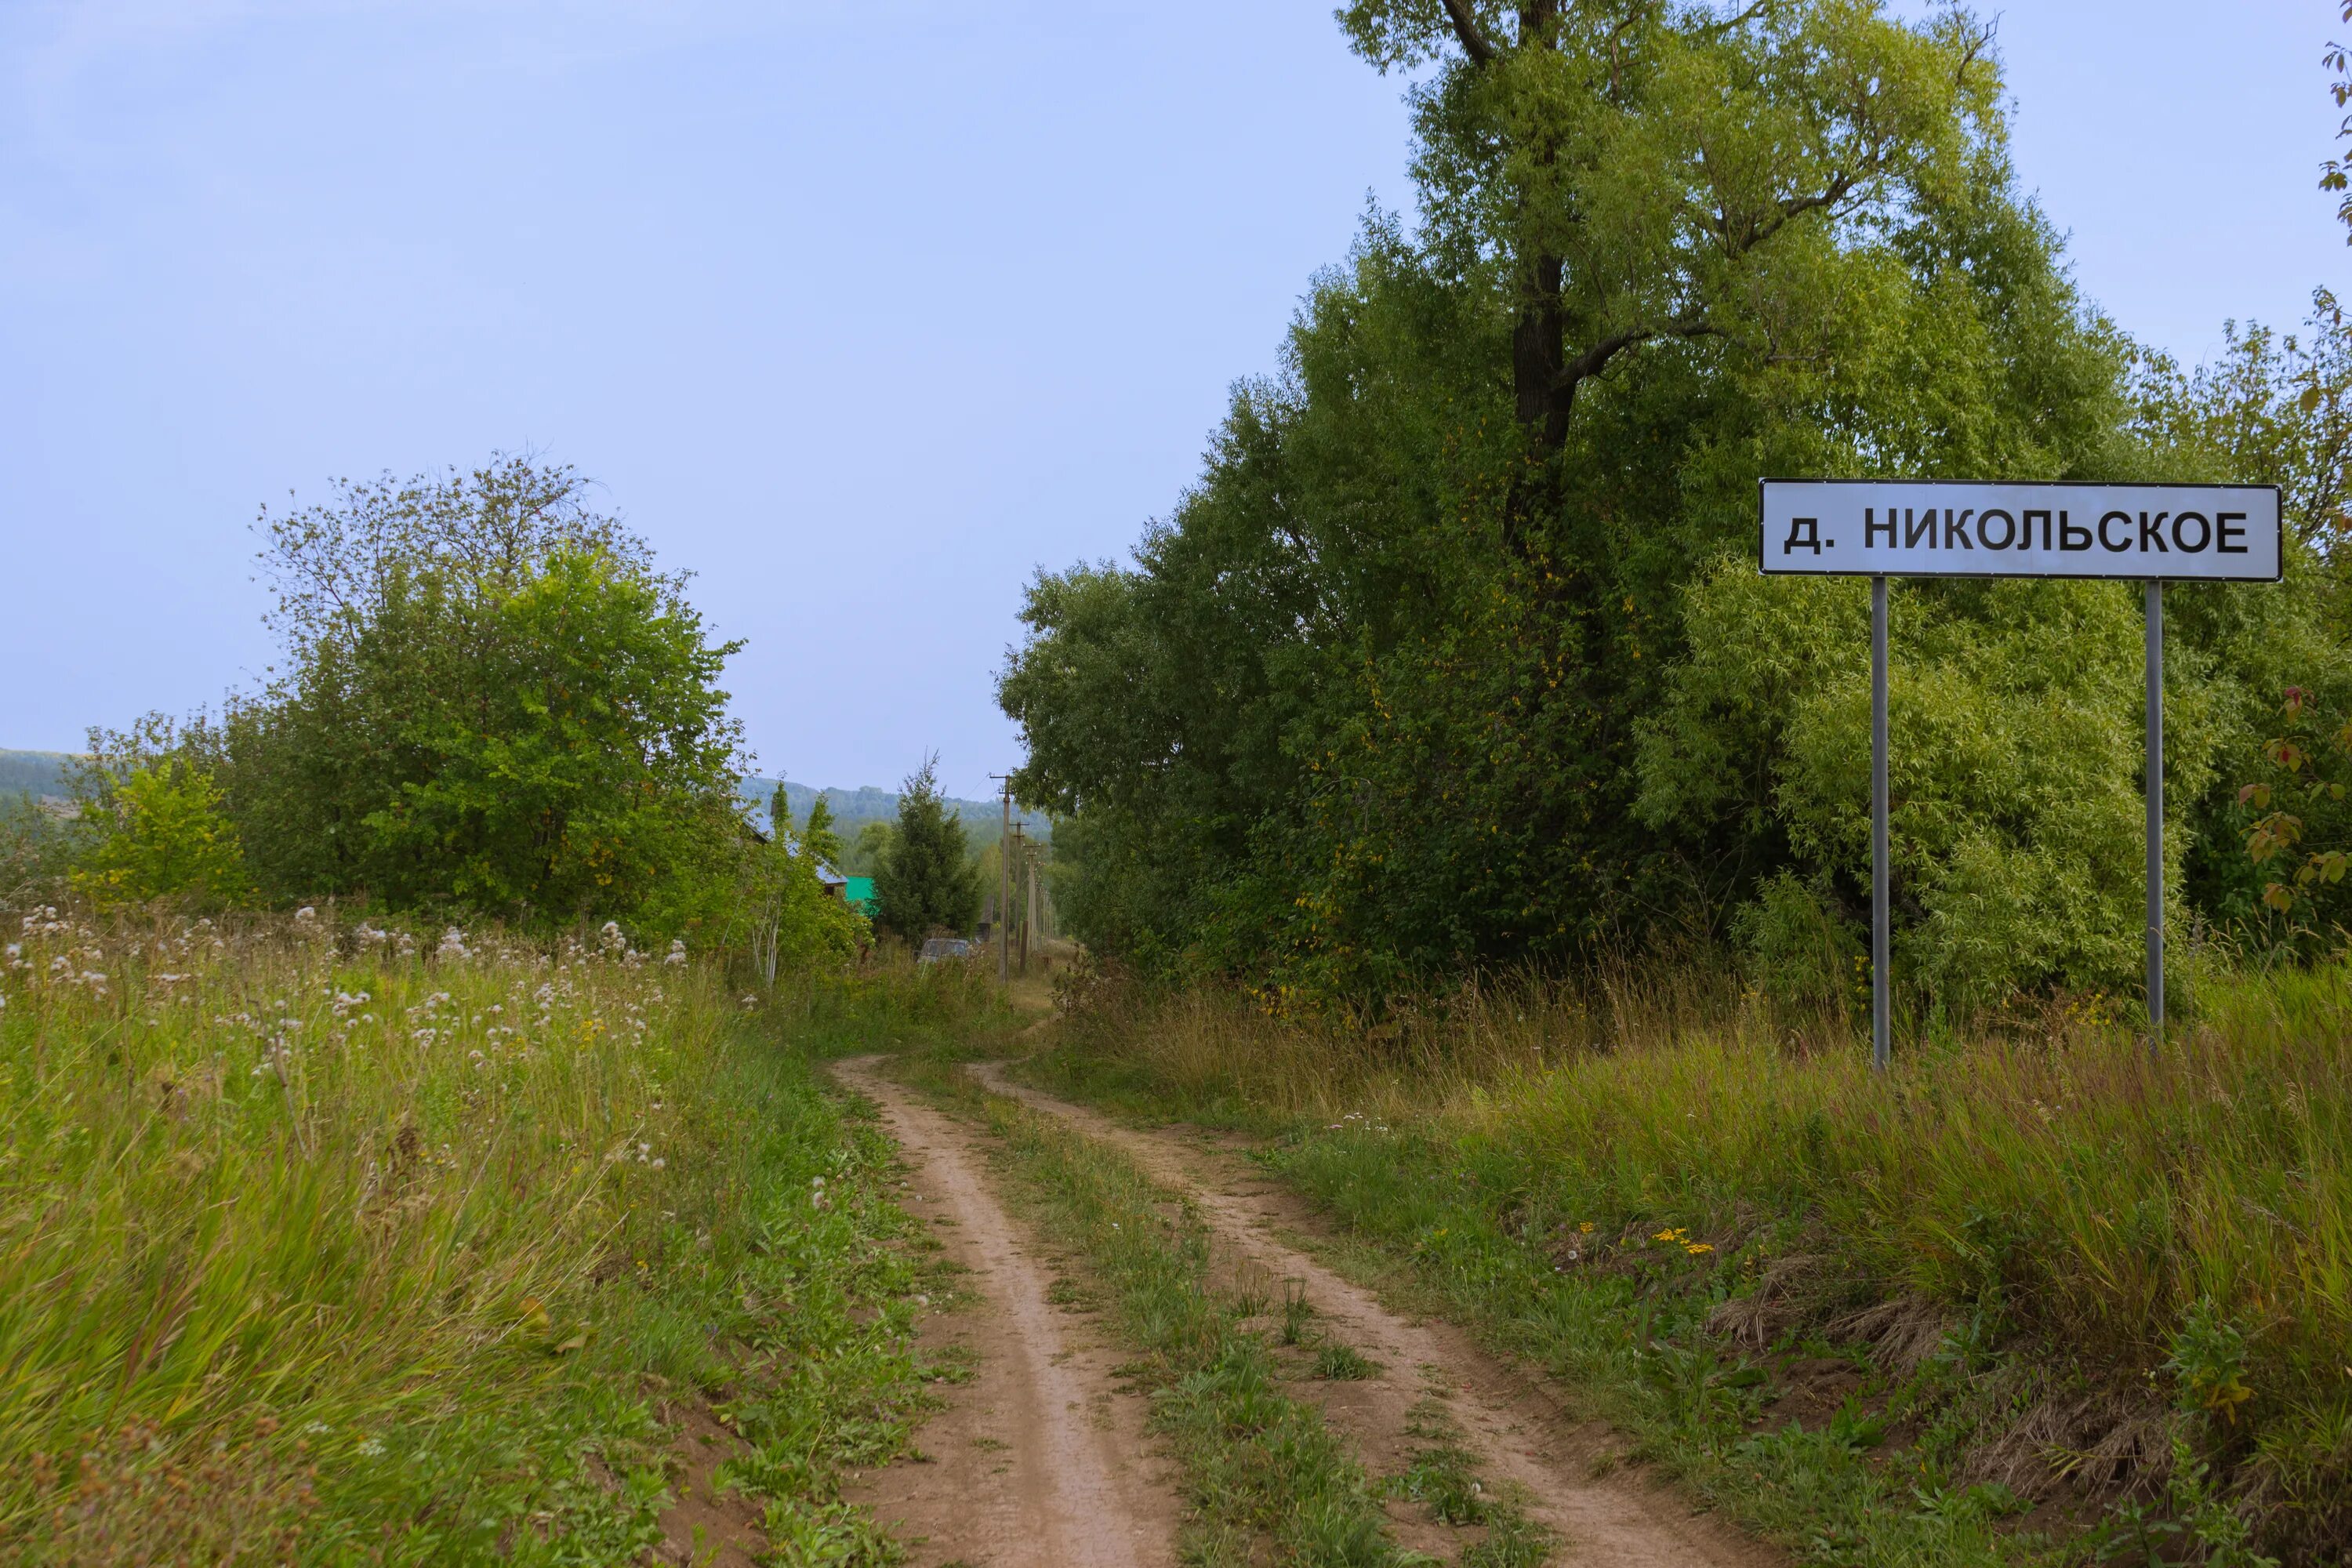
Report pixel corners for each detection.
[1025,841,1041,966]
[992,775,1012,984]
[1008,823,1028,975]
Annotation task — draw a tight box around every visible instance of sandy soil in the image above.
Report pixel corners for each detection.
[969,1061,1780,1568]
[832,1055,1180,1568]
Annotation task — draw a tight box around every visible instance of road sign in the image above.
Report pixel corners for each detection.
[1756,479,2285,1070]
[1761,480,2281,581]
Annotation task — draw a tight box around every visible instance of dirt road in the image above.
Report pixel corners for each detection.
[968,1060,1777,1568]
[831,1056,1178,1568]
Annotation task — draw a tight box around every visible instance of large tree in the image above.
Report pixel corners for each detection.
[1341,0,1999,550]
[1000,1,2268,1005]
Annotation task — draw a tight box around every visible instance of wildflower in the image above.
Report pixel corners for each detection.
[1684,1243,1714,1256]
[1578,1221,1595,1235]
[650,1157,665,1170]
[356,1437,385,1457]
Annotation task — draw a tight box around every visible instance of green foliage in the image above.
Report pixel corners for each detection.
[800,793,844,869]
[2238,682,2352,941]
[872,757,980,942]
[742,818,869,986]
[1642,568,2239,1009]
[841,819,896,878]
[1004,5,2352,1011]
[151,458,751,938]
[1001,2,2158,1004]
[353,548,743,929]
[70,751,250,911]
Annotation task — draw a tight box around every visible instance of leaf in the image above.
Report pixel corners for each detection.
[2263,882,2296,912]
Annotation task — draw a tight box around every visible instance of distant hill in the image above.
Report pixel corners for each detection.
[0,747,1044,844]
[0,750,75,800]
[743,777,1048,844]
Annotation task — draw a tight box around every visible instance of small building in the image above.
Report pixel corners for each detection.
[843,876,877,914]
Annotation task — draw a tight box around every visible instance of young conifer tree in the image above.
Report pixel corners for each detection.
[800,794,843,869]
[873,755,981,941]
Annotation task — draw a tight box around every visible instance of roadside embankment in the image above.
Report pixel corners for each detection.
[1018,966,2352,1566]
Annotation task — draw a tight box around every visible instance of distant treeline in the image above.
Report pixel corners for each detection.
[0,751,72,800]
[744,779,1049,848]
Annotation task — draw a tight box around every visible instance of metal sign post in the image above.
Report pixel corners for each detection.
[1760,480,2281,1067]
[1871,575,1890,1073]
[2146,581,2164,1037]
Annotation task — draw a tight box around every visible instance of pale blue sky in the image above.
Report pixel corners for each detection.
[4,2,2346,798]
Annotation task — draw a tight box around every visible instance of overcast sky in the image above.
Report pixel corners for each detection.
[5,2,2346,798]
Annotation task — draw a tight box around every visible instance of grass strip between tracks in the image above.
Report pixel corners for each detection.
[891,1054,1546,1568]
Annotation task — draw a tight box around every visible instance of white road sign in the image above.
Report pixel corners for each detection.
[1760,479,2281,581]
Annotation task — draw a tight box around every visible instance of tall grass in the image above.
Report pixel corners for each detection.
[1033,958,2352,1563]
[0,905,931,1562]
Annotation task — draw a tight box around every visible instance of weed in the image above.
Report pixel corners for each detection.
[1280,1277,1316,1346]
[1312,1343,1381,1381]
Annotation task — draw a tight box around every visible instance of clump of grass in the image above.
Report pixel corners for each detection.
[1388,1401,1554,1562]
[1279,1278,1315,1346]
[1312,1343,1380,1381]
[1025,956,2352,1563]
[0,905,933,1559]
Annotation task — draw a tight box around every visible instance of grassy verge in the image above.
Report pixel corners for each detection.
[1020,963,2352,1567]
[0,906,936,1563]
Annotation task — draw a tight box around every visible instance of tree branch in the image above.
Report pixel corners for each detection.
[1697,0,1773,38]
[1441,0,1498,66]
[1954,20,1995,88]
[1550,317,1720,398]
[1718,169,1861,253]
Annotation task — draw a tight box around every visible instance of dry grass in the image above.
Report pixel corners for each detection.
[1036,953,2352,1562]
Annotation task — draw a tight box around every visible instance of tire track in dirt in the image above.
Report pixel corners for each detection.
[832,1056,1178,1568]
[968,1060,1778,1568]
